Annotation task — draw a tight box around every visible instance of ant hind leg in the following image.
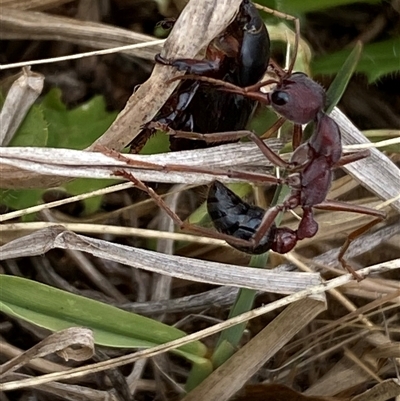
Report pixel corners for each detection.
[338,218,384,282]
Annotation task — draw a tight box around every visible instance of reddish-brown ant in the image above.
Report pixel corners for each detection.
[149,4,386,280]
[109,3,386,281]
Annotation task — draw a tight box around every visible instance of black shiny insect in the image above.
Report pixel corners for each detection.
[130,0,270,152]
[207,180,296,255]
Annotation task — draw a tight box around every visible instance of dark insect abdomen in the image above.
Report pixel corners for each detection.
[207,181,277,254]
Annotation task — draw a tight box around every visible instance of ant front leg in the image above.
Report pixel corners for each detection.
[259,117,286,140]
[253,4,300,75]
[160,125,290,169]
[292,124,303,150]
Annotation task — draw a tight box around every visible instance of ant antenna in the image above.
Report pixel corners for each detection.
[254,4,300,76]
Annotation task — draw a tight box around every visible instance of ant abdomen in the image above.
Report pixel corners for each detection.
[271,73,326,124]
[207,181,276,254]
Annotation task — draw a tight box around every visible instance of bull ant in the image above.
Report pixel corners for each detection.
[112,1,386,281]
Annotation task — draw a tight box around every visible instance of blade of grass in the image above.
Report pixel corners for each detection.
[303,41,362,140]
[210,185,290,370]
[326,41,363,113]
[0,275,207,363]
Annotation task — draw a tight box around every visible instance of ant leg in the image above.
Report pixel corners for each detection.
[312,201,386,281]
[260,117,285,139]
[335,149,371,167]
[292,124,303,150]
[114,170,258,250]
[252,205,281,245]
[254,5,300,75]
[102,146,283,186]
[224,170,282,185]
[168,74,276,104]
[338,218,384,282]
[163,127,290,169]
[168,75,242,91]
[98,146,171,171]
[314,200,386,219]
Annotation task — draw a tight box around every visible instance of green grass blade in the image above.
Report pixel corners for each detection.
[0,275,207,362]
[258,0,380,14]
[313,38,400,84]
[325,42,363,113]
[210,185,290,369]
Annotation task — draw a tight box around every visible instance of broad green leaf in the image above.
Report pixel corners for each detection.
[0,178,115,216]
[0,104,48,213]
[0,275,207,363]
[42,89,117,149]
[8,105,48,147]
[65,178,119,215]
[185,358,214,392]
[1,90,119,212]
[312,38,400,83]
[326,42,362,113]
[0,102,48,214]
[0,188,43,217]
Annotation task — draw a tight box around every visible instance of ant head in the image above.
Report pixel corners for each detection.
[270,72,326,124]
[253,6,326,124]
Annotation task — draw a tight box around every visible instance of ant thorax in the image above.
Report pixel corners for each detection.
[286,172,302,189]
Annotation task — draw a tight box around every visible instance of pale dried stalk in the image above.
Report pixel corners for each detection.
[3,372,120,401]
[181,298,326,401]
[0,328,94,376]
[0,226,323,295]
[0,140,281,188]
[351,379,400,401]
[0,7,162,61]
[0,0,74,10]
[0,67,44,146]
[0,341,69,374]
[333,108,400,213]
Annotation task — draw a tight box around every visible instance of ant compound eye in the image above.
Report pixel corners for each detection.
[271,91,289,106]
